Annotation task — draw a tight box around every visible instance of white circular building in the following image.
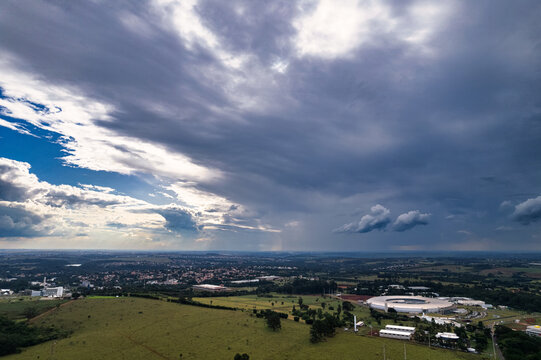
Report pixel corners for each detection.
[367,295,454,314]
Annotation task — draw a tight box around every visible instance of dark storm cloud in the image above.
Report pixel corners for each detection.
[0,1,540,249]
[511,196,541,225]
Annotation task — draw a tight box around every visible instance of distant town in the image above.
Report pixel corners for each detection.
[0,251,540,358]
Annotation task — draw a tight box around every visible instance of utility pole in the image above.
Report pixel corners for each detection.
[491,324,497,360]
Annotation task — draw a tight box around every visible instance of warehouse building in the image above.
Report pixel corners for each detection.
[192,284,228,292]
[379,325,416,340]
[526,325,541,337]
[379,329,412,340]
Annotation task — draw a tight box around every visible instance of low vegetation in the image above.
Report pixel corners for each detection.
[495,325,541,360]
[0,316,68,356]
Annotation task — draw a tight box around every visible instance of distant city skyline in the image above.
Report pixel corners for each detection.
[0,1,540,251]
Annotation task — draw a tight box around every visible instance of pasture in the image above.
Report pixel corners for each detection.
[5,297,482,360]
[0,297,67,321]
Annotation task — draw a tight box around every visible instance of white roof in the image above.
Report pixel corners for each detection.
[367,295,454,313]
[380,330,412,336]
[436,332,459,339]
[194,284,225,289]
[386,325,416,332]
[526,325,541,333]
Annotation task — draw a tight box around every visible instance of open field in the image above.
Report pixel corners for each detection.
[5,298,482,360]
[480,267,541,278]
[406,265,473,273]
[192,294,376,322]
[0,297,67,321]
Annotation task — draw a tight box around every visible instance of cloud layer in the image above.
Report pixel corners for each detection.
[0,0,540,250]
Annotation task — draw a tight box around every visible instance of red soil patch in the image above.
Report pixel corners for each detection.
[339,295,373,301]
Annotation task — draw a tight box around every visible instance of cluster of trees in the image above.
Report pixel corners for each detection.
[411,318,490,352]
[496,325,541,360]
[309,313,342,343]
[369,308,409,325]
[171,297,237,311]
[0,316,69,356]
[434,284,541,313]
[233,353,250,360]
[252,309,286,331]
[257,279,338,295]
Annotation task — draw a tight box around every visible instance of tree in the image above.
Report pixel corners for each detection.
[298,297,303,307]
[474,331,488,353]
[234,353,249,360]
[342,301,354,312]
[265,311,281,331]
[309,314,339,343]
[23,307,38,320]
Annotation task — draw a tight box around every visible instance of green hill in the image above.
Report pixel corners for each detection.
[6,298,482,360]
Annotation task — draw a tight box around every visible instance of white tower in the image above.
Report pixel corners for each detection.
[354,315,357,332]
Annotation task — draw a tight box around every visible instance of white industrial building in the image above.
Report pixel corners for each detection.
[31,287,64,297]
[379,325,416,340]
[43,287,64,297]
[192,284,228,291]
[367,295,454,314]
[379,329,413,340]
[385,325,416,334]
[526,325,541,337]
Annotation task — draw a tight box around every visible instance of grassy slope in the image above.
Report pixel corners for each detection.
[5,298,483,360]
[192,294,346,316]
[0,297,67,321]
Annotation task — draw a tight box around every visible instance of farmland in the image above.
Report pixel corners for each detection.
[5,297,481,360]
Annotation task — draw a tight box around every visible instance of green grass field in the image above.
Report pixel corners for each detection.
[193,294,408,329]
[4,297,484,360]
[193,294,344,316]
[0,297,67,320]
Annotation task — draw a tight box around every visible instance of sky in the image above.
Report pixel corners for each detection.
[0,0,540,251]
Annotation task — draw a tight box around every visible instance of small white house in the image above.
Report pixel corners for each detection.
[436,332,459,340]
